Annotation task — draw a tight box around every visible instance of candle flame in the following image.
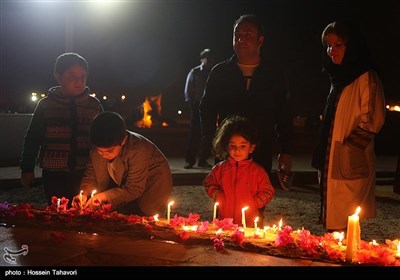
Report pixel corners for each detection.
[370,240,379,246]
[191,225,198,231]
[153,214,159,221]
[278,218,283,228]
[168,201,174,207]
[214,202,219,206]
[254,217,259,223]
[91,189,97,196]
[241,206,249,212]
[216,229,223,235]
[80,190,83,195]
[354,206,361,216]
[183,225,189,231]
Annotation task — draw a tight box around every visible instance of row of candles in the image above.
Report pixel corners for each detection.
[166,201,379,262]
[64,194,396,262]
[168,200,275,232]
[53,190,400,263]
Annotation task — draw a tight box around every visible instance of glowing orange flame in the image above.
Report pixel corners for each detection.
[135,93,168,128]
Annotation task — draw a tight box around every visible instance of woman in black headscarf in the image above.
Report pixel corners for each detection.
[312,20,386,231]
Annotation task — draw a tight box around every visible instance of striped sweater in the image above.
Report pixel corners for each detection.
[20,86,103,172]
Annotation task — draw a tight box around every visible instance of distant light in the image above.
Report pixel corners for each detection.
[103,96,107,100]
[31,92,38,102]
[40,93,46,97]
[177,110,182,115]
[386,104,400,112]
[121,95,126,101]
[90,93,96,97]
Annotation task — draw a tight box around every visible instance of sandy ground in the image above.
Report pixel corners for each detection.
[1,182,399,244]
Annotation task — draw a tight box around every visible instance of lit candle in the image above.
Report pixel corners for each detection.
[346,206,361,262]
[167,201,174,224]
[254,216,259,230]
[254,227,262,238]
[57,198,61,212]
[153,214,159,221]
[213,202,219,220]
[91,189,97,207]
[79,190,83,209]
[278,218,283,231]
[241,206,249,229]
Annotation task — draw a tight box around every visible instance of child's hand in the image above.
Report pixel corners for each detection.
[72,194,87,209]
[84,192,107,209]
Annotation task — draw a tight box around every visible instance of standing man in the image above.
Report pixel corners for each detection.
[200,14,293,186]
[184,48,215,169]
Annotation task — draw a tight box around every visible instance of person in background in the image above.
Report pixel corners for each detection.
[72,111,173,216]
[311,20,385,232]
[203,115,275,227]
[184,48,215,169]
[20,53,103,205]
[199,14,293,186]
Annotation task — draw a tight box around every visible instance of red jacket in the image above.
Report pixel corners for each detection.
[203,157,275,226]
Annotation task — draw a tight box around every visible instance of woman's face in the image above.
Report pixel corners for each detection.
[325,33,346,65]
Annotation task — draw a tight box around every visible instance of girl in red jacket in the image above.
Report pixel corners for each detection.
[203,115,275,227]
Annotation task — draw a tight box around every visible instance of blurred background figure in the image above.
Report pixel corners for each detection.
[184,48,215,169]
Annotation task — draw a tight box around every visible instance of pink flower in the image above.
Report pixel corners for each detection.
[231,228,245,245]
[356,241,397,266]
[51,196,58,205]
[127,214,142,223]
[60,197,69,207]
[101,203,112,214]
[170,213,201,227]
[275,226,295,247]
[196,221,209,234]
[145,223,153,232]
[298,230,321,256]
[212,237,225,252]
[178,231,191,240]
[213,218,238,231]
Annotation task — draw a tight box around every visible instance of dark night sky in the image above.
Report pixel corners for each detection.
[1,0,399,118]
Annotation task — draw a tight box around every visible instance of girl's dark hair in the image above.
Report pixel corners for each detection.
[54,52,88,76]
[213,115,258,159]
[90,111,127,147]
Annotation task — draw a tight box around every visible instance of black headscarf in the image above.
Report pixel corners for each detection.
[311,20,377,170]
